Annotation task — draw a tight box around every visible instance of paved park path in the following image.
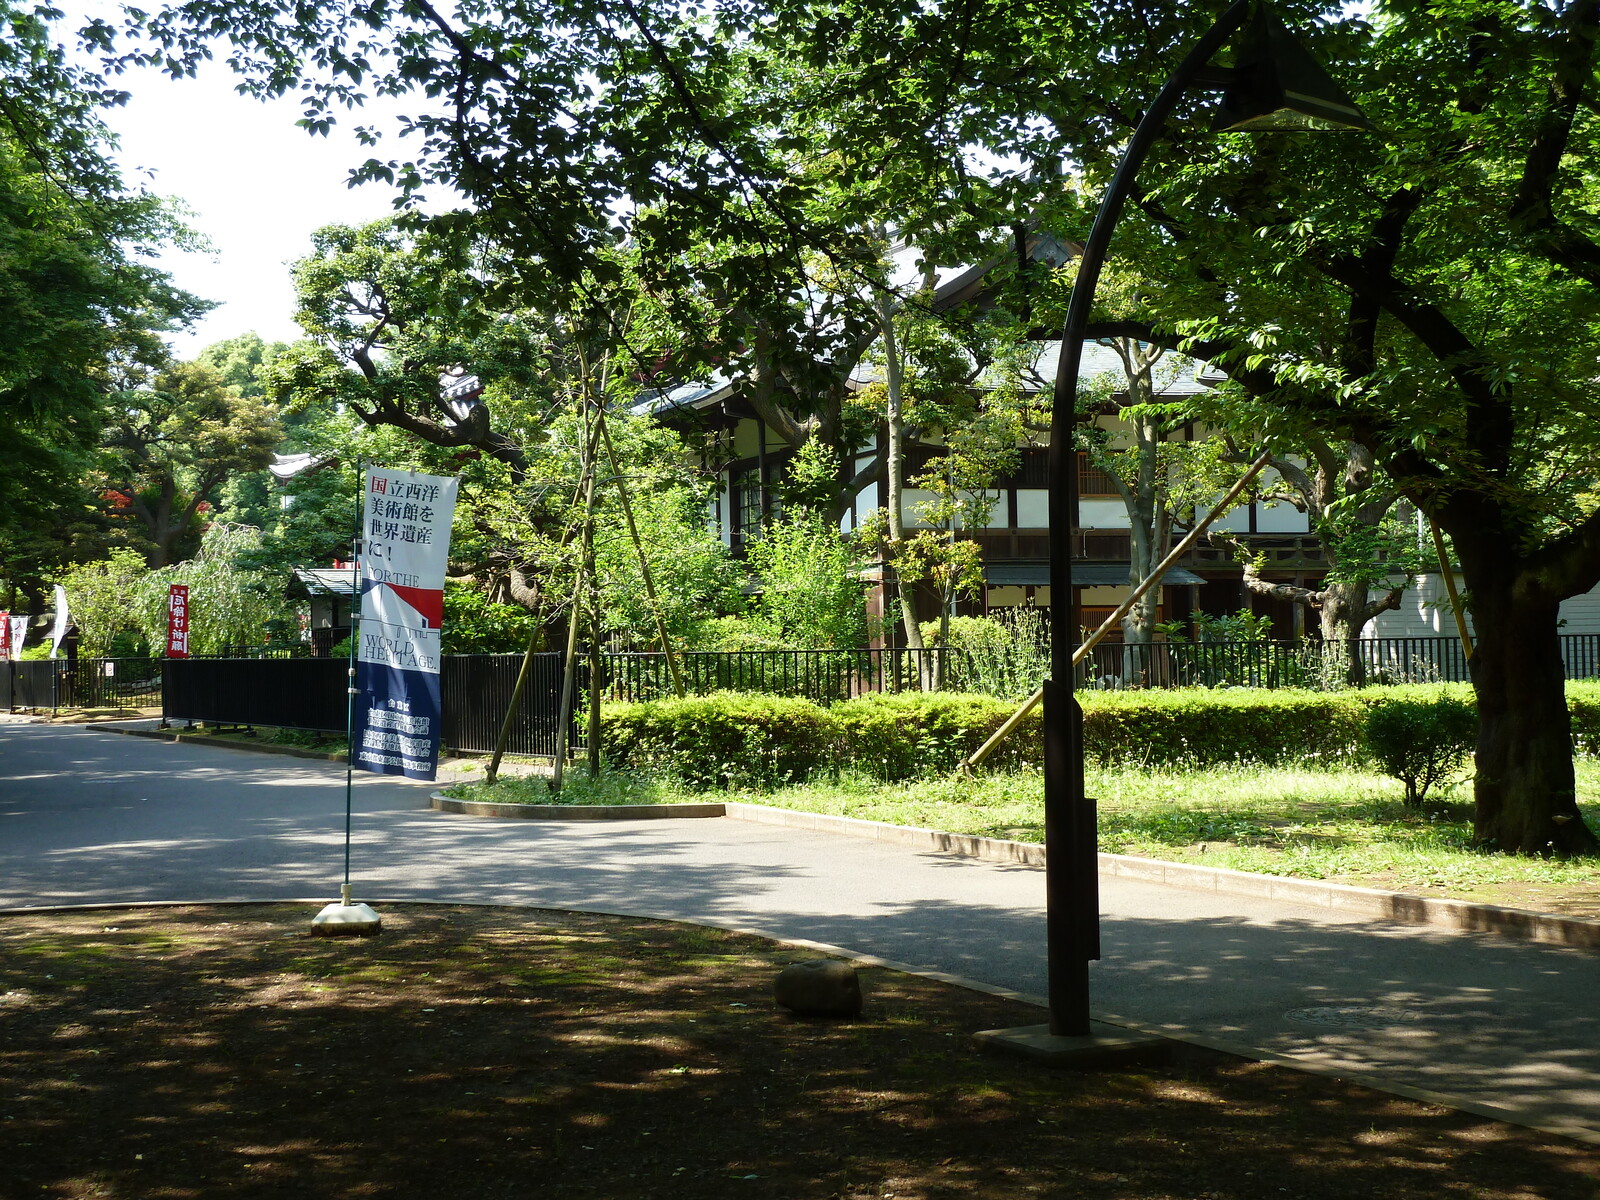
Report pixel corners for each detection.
[3,720,1599,1144]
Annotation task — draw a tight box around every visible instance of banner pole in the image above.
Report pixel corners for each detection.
[343,463,363,902]
[315,460,381,935]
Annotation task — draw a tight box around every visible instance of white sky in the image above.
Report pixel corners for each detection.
[100,57,411,355]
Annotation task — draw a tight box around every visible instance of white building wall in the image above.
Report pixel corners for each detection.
[1016,489,1050,526]
[1368,573,1462,639]
[1254,502,1312,533]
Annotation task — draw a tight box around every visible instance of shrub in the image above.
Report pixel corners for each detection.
[831,692,1039,778]
[1570,682,1600,756]
[600,691,835,790]
[1363,695,1477,806]
[1077,688,1370,769]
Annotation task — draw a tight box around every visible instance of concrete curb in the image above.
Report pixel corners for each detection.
[430,793,725,820]
[724,803,1600,952]
[84,722,347,763]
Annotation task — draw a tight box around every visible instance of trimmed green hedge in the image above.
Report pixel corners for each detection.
[601,682,1598,790]
[599,692,834,790]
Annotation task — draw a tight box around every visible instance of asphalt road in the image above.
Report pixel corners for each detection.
[3,720,1598,1143]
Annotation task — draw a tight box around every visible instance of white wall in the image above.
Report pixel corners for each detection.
[1254,502,1311,534]
[1016,489,1050,526]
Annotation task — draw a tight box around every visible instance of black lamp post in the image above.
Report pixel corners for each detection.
[1042,0,1374,1038]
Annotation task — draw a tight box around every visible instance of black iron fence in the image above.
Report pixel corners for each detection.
[163,658,348,732]
[0,657,164,712]
[600,648,954,705]
[442,654,573,757]
[1078,634,1600,690]
[11,634,1600,760]
[156,653,578,758]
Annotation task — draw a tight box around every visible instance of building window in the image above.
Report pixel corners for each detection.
[1077,453,1120,497]
[733,470,762,542]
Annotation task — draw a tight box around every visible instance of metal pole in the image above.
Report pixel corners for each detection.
[1044,0,1255,1036]
[342,463,364,906]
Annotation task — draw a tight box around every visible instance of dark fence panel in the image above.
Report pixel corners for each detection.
[441,653,577,757]
[0,661,57,710]
[163,658,349,731]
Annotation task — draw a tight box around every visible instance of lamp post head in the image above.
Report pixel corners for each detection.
[1211,3,1377,132]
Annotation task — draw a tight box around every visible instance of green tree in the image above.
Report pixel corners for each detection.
[100,360,282,567]
[0,3,207,617]
[57,549,149,657]
[195,332,288,399]
[131,525,298,654]
[744,517,867,649]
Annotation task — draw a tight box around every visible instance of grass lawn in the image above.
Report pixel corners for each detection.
[465,759,1600,917]
[2,903,1595,1199]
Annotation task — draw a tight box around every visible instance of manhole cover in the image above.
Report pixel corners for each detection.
[1284,1005,1420,1030]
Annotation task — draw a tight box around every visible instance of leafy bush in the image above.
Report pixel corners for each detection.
[1363,695,1477,806]
[1078,688,1370,769]
[442,582,541,654]
[601,692,835,790]
[597,682,1600,793]
[831,692,1038,778]
[920,611,1049,701]
[1570,682,1600,756]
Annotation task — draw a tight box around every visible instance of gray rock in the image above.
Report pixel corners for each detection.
[773,959,862,1018]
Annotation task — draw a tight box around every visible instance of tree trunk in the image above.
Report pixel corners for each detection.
[1318,578,1370,687]
[1467,577,1598,855]
[875,285,926,675]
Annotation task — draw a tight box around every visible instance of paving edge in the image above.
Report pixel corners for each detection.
[83,723,346,763]
[722,802,1600,952]
[1,896,1594,1147]
[430,793,725,820]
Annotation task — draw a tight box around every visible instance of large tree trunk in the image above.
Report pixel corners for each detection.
[1468,580,1598,855]
[1318,578,1371,687]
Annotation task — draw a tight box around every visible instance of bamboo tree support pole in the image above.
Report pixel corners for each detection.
[587,588,603,777]
[1428,516,1474,662]
[484,423,601,785]
[551,421,603,795]
[596,409,686,698]
[958,450,1274,774]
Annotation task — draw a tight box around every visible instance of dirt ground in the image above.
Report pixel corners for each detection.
[1,904,1596,1200]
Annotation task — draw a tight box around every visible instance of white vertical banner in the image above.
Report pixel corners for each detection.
[7,615,24,661]
[352,467,459,780]
[49,585,69,659]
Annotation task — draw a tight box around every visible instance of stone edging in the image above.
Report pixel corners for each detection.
[722,803,1600,951]
[85,722,347,762]
[430,793,725,820]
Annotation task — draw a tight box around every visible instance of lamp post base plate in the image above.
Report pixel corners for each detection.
[311,901,382,937]
[974,1022,1170,1069]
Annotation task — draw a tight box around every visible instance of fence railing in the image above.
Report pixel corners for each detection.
[156,653,581,758]
[0,657,164,712]
[11,634,1600,759]
[600,648,956,705]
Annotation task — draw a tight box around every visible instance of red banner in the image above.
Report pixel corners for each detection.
[0,611,9,658]
[166,585,191,658]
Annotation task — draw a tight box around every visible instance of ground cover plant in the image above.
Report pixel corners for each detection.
[2,904,1596,1200]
